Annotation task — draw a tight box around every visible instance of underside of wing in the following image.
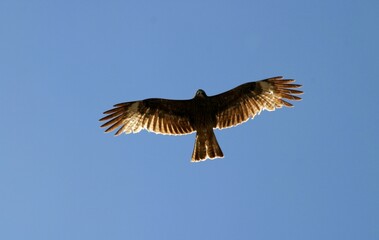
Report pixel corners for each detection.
[99,98,195,136]
[211,76,303,129]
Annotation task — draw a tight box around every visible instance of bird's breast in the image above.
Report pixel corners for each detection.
[190,99,217,130]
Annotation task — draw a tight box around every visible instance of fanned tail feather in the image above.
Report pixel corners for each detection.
[191,129,224,162]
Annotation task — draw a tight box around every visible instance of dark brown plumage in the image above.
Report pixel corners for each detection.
[99,76,303,162]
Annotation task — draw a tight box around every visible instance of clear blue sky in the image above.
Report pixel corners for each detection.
[1,0,378,239]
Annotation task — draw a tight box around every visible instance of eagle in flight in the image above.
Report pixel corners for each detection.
[100,76,302,162]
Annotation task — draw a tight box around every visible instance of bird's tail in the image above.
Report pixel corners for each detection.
[191,129,224,162]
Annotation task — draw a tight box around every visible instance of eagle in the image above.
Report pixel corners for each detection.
[100,76,302,162]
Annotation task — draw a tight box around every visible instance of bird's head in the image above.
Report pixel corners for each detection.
[195,89,207,98]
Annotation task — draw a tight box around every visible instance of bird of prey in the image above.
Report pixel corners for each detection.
[99,76,302,162]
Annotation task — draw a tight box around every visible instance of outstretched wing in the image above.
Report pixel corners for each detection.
[210,76,303,129]
[99,98,195,136]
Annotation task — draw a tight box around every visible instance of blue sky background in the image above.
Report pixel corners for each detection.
[1,0,378,239]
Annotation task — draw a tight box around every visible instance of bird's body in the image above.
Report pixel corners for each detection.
[100,76,303,162]
[190,91,224,160]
